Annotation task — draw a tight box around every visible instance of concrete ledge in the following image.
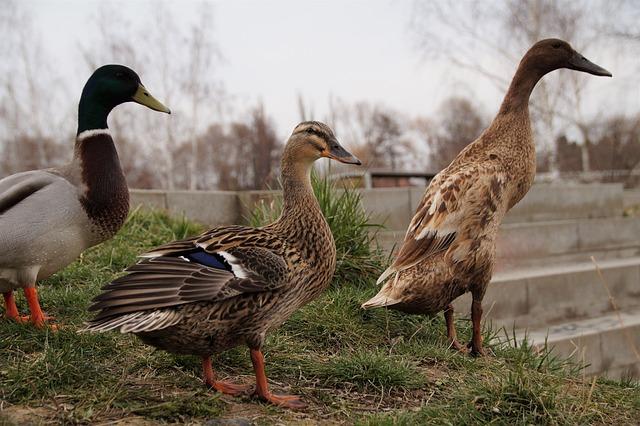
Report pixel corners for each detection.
[377,217,640,269]
[130,189,239,226]
[374,183,624,230]
[520,308,640,379]
[623,189,640,209]
[453,257,640,330]
[130,189,168,210]
[504,183,623,224]
[131,182,624,230]
[360,188,414,230]
[497,216,640,270]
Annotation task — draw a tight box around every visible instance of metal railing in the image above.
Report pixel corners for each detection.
[331,168,640,189]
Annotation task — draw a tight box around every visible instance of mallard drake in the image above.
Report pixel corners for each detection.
[84,121,361,409]
[0,65,170,328]
[362,39,611,355]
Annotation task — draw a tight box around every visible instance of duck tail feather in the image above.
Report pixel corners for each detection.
[361,290,400,310]
[376,266,397,285]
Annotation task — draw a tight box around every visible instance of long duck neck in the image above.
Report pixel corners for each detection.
[496,58,546,117]
[270,153,328,242]
[73,100,129,239]
[278,157,323,226]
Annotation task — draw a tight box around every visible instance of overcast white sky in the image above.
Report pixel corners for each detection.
[14,0,640,135]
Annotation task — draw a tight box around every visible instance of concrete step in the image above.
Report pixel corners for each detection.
[623,189,640,210]
[452,257,640,331]
[495,216,640,271]
[363,183,624,232]
[375,216,640,270]
[517,308,640,380]
[130,182,625,229]
[503,183,623,224]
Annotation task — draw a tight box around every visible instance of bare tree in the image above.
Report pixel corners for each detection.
[589,114,640,173]
[417,97,487,171]
[0,0,70,176]
[330,100,415,171]
[249,103,281,189]
[80,1,225,190]
[177,102,281,191]
[555,135,583,172]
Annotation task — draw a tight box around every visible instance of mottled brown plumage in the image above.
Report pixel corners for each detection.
[362,39,611,355]
[84,121,361,409]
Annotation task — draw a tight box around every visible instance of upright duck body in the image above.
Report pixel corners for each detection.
[0,65,170,328]
[84,121,361,409]
[362,39,611,355]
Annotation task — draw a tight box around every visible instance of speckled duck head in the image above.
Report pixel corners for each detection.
[284,121,361,168]
[520,38,612,78]
[77,64,171,134]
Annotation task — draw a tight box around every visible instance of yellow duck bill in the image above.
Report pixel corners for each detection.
[132,84,171,113]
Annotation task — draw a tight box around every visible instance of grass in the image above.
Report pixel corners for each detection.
[0,206,639,424]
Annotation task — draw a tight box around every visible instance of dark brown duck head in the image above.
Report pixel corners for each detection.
[522,38,611,77]
[499,39,611,114]
[285,121,361,167]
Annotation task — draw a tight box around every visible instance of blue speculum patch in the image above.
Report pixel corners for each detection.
[185,250,232,271]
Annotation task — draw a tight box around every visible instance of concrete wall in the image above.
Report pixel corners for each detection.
[504,183,623,224]
[623,189,640,209]
[130,190,240,225]
[130,182,624,229]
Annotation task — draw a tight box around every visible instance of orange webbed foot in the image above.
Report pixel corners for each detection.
[4,311,27,323]
[3,291,23,322]
[26,314,58,330]
[255,391,307,410]
[201,356,251,397]
[250,348,307,410]
[4,314,28,323]
[210,380,252,397]
[449,339,468,354]
[21,288,58,330]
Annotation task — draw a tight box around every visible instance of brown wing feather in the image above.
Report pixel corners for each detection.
[88,226,290,323]
[140,225,281,258]
[89,256,239,320]
[377,164,505,284]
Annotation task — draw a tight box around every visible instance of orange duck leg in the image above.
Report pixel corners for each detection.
[250,348,307,409]
[202,356,251,396]
[3,291,23,322]
[23,287,57,329]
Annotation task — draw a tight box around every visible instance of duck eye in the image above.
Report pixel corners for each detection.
[115,72,125,79]
[552,42,562,49]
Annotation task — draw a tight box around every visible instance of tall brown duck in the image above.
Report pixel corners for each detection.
[362,39,611,355]
[84,122,361,409]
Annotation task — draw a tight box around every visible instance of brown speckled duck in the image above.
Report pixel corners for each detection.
[84,121,361,409]
[362,39,611,355]
[0,65,170,328]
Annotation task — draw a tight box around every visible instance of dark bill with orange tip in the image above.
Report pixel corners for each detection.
[323,139,362,165]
